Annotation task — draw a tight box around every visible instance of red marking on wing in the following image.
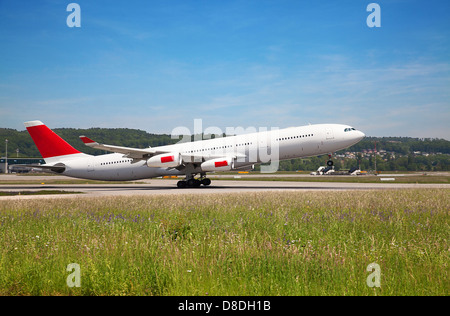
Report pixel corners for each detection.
[80,136,95,144]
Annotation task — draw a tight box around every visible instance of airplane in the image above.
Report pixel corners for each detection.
[22,120,365,188]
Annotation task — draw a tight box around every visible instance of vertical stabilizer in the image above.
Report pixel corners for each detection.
[24,120,85,163]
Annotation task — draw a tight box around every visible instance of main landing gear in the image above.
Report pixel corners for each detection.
[177,177,211,188]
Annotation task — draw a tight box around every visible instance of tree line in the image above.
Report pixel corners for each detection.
[1,127,449,171]
[267,153,450,172]
[350,136,450,155]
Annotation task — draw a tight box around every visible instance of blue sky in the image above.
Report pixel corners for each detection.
[0,0,449,139]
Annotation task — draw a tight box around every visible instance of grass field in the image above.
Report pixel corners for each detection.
[0,190,82,196]
[0,179,144,185]
[0,189,448,296]
[211,174,450,184]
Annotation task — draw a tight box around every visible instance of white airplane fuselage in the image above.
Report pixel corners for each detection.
[54,123,364,181]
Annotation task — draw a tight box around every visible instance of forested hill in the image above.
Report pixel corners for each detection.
[0,127,180,157]
[345,136,450,155]
[1,127,449,158]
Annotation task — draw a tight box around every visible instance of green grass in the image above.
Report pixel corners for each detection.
[212,175,450,184]
[0,190,82,196]
[0,189,448,295]
[0,180,145,185]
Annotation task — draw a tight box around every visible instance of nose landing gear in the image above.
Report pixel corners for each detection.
[327,153,334,166]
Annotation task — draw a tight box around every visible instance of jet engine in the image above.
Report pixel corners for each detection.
[147,152,182,168]
[201,157,234,172]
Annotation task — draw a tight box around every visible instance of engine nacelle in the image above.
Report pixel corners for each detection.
[147,152,181,168]
[233,163,254,171]
[201,157,234,172]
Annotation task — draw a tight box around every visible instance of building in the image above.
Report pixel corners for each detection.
[0,158,45,173]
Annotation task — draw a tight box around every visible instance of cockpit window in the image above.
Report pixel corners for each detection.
[344,127,356,132]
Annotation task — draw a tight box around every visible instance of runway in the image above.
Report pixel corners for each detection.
[0,174,448,200]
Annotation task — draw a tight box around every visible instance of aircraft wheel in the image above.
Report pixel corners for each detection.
[201,178,211,186]
[327,160,333,166]
[193,179,201,188]
[186,179,195,187]
[177,180,186,188]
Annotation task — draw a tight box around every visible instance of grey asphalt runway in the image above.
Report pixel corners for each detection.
[0,174,448,200]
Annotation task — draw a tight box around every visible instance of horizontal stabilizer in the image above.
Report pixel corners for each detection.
[14,163,66,173]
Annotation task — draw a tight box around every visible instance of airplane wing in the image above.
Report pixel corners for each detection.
[80,136,247,162]
[180,152,246,163]
[79,136,160,159]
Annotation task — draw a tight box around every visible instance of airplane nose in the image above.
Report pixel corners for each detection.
[357,131,365,141]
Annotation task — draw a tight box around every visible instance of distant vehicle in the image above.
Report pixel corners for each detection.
[21,120,365,188]
[10,165,32,173]
[311,166,361,175]
[310,166,335,175]
[348,167,361,175]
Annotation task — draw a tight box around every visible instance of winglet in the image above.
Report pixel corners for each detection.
[79,136,98,146]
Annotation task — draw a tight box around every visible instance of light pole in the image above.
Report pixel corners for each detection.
[5,139,8,174]
[374,141,377,174]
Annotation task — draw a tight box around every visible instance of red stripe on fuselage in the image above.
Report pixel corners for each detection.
[26,124,81,158]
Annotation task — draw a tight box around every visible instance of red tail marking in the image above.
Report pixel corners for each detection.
[160,155,175,163]
[26,124,81,158]
[215,160,228,167]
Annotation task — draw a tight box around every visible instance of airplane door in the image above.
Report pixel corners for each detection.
[258,131,271,162]
[326,128,334,140]
[87,161,95,172]
[259,132,268,151]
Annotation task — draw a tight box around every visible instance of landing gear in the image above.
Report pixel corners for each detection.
[201,178,211,186]
[187,178,201,188]
[176,176,211,188]
[327,153,334,167]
